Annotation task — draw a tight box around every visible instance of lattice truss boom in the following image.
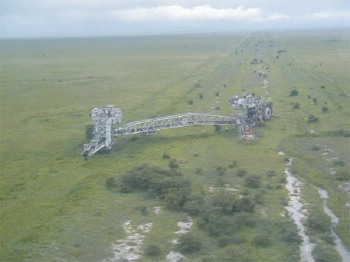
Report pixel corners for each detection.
[112,113,240,136]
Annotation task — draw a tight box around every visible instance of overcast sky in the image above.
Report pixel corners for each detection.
[1,0,349,38]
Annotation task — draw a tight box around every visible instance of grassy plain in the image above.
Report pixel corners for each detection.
[1,29,349,261]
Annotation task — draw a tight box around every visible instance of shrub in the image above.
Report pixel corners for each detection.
[145,245,161,257]
[335,168,350,181]
[183,195,205,216]
[138,206,148,216]
[215,245,254,262]
[311,144,320,151]
[130,136,139,142]
[322,106,328,113]
[214,125,221,132]
[119,164,190,199]
[322,129,350,137]
[195,167,203,174]
[290,90,298,96]
[236,168,246,177]
[177,234,202,254]
[205,214,235,236]
[162,153,170,159]
[279,222,301,243]
[211,193,237,214]
[332,159,344,167]
[164,189,188,210]
[321,233,335,245]
[293,103,300,109]
[215,166,226,176]
[236,197,255,212]
[217,236,231,247]
[266,168,275,177]
[215,91,220,96]
[313,245,342,262]
[105,177,117,191]
[85,124,94,140]
[307,210,330,232]
[252,234,271,247]
[307,115,319,123]
[194,82,202,88]
[188,99,194,105]
[168,158,180,169]
[234,213,255,229]
[198,92,204,99]
[245,176,260,188]
[228,161,238,168]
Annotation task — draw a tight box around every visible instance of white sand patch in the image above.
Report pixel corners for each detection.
[153,206,162,215]
[166,251,184,262]
[103,221,153,262]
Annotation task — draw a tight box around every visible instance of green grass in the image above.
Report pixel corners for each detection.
[1,30,349,261]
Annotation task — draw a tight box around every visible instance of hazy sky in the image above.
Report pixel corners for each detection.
[1,0,349,37]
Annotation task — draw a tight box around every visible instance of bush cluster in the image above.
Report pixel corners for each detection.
[119,164,190,210]
[118,163,260,239]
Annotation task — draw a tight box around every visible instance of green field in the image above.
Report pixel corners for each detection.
[1,29,349,261]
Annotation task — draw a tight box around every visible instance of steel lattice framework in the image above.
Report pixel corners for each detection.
[112,113,240,136]
[81,95,272,158]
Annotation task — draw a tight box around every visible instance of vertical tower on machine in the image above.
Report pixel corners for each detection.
[83,105,122,158]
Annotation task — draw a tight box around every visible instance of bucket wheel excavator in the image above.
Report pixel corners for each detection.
[82,94,272,159]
